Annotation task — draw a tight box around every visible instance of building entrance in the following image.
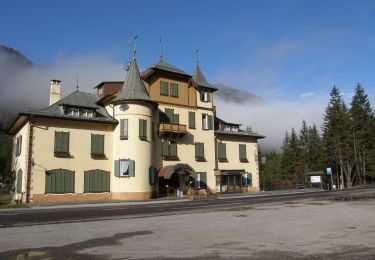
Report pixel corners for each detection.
[158,164,195,197]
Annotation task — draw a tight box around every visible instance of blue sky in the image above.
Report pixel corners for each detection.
[2,0,375,102]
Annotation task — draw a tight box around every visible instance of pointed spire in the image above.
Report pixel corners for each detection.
[193,65,211,88]
[113,58,153,103]
[160,37,163,60]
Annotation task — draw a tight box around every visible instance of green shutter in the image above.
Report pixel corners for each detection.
[195,143,199,158]
[208,115,213,130]
[195,143,204,159]
[84,170,109,193]
[91,135,104,155]
[162,141,169,156]
[114,160,120,177]
[171,83,178,97]
[165,109,174,123]
[239,144,246,161]
[160,81,169,95]
[62,132,69,153]
[218,143,226,160]
[139,119,143,137]
[149,167,157,185]
[16,169,23,193]
[189,112,195,129]
[120,119,128,138]
[200,143,204,158]
[200,172,207,189]
[45,169,74,193]
[143,120,147,138]
[159,111,167,123]
[129,160,135,177]
[170,142,177,157]
[84,171,89,192]
[173,114,179,124]
[54,132,62,152]
[247,173,252,186]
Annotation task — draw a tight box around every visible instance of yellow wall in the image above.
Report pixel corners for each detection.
[154,105,216,189]
[30,118,114,196]
[111,103,154,193]
[216,135,260,190]
[11,122,30,195]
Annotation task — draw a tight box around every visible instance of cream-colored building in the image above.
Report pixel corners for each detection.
[8,57,264,203]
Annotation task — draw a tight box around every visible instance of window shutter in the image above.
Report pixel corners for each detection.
[149,167,157,185]
[16,169,23,193]
[208,115,213,130]
[189,112,195,129]
[247,173,252,186]
[173,114,179,124]
[170,142,177,157]
[120,119,128,139]
[139,119,143,137]
[159,111,167,123]
[239,144,246,160]
[160,81,169,95]
[54,132,62,152]
[143,120,147,138]
[195,143,199,158]
[114,160,120,177]
[84,171,89,192]
[129,160,135,177]
[18,136,22,155]
[91,135,97,154]
[200,172,207,189]
[200,143,204,158]
[45,169,74,193]
[171,83,178,97]
[218,143,226,160]
[98,135,104,155]
[165,109,174,123]
[207,92,211,102]
[62,132,69,153]
[162,141,169,156]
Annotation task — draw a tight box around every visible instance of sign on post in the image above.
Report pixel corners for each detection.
[326,168,332,175]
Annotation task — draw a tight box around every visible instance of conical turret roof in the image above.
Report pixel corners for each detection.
[113,58,153,103]
[193,65,212,88]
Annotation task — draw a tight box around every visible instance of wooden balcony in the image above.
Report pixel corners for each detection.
[158,123,187,137]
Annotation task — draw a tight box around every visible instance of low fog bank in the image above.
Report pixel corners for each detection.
[0,52,124,120]
[215,97,326,152]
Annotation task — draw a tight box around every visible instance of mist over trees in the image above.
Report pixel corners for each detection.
[261,84,375,190]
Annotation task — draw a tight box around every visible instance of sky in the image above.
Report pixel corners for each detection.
[1,0,375,150]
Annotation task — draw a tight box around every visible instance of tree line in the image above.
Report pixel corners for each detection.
[260,84,375,190]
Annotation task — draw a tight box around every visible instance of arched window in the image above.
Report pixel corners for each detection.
[45,169,74,194]
[84,169,110,193]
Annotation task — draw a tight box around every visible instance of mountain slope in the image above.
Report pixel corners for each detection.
[213,83,266,104]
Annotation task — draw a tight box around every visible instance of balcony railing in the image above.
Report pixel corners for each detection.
[158,123,187,136]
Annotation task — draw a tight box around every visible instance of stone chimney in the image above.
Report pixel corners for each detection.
[49,79,61,105]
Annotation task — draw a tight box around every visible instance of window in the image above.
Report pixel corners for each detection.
[200,91,211,102]
[120,119,128,139]
[189,112,195,129]
[242,172,252,186]
[15,136,22,156]
[114,159,135,177]
[84,169,110,193]
[139,119,147,140]
[45,169,74,193]
[170,83,179,97]
[202,114,213,130]
[195,172,207,189]
[160,81,169,96]
[218,143,227,161]
[54,131,70,156]
[165,109,179,124]
[195,143,205,161]
[16,169,23,193]
[91,134,104,156]
[162,140,178,160]
[239,144,247,162]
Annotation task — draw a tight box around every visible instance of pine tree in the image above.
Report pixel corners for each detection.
[299,120,309,184]
[349,83,375,185]
[322,86,353,188]
[307,124,323,171]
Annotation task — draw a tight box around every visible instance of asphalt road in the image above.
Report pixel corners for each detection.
[1,188,374,228]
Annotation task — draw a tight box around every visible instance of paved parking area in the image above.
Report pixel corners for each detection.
[0,197,374,259]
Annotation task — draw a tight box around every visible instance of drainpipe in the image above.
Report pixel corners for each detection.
[26,117,34,203]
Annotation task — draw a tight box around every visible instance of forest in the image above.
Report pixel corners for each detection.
[260,84,375,190]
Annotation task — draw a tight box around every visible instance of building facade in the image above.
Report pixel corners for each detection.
[8,57,264,203]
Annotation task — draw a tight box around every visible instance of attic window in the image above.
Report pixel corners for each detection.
[65,107,94,118]
[200,91,211,102]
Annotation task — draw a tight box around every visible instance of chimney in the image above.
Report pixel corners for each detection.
[49,79,61,105]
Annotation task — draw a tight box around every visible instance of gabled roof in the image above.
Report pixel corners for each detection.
[113,58,154,104]
[142,59,191,78]
[193,66,218,91]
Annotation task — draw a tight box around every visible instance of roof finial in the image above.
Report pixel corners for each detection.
[128,37,132,62]
[133,35,138,59]
[76,75,79,91]
[196,49,200,66]
[160,37,163,60]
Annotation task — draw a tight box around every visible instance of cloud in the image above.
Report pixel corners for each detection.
[300,92,316,98]
[0,52,125,118]
[215,95,327,152]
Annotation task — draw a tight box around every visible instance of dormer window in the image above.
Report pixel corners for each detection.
[65,107,94,118]
[200,91,211,102]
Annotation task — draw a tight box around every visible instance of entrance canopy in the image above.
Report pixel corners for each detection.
[159,164,195,179]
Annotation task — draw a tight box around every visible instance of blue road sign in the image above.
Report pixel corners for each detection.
[326,167,332,175]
